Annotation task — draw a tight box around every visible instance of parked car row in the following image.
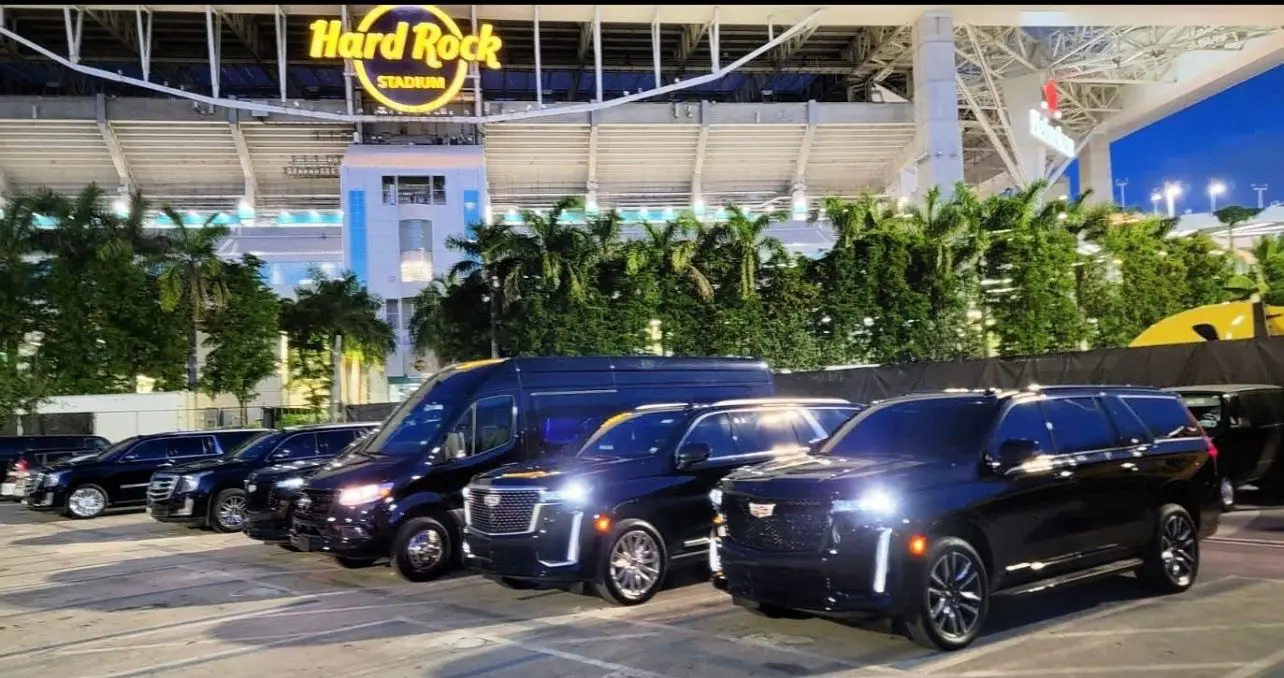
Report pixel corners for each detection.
[8,358,1235,652]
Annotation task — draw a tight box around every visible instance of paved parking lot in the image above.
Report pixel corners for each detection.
[3,504,1284,678]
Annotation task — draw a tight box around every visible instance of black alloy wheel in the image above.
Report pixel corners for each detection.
[900,536,990,651]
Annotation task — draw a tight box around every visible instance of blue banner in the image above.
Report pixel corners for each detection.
[347,190,369,286]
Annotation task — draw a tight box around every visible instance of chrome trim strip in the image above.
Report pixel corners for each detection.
[873,528,892,594]
[537,511,583,567]
[120,482,150,489]
[683,537,711,548]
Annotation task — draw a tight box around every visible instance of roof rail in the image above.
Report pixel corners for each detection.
[634,402,690,411]
[710,397,851,407]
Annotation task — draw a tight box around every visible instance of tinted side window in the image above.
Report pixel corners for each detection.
[125,440,168,461]
[214,431,262,452]
[992,401,1054,453]
[316,430,361,456]
[1121,396,1201,440]
[1100,396,1150,445]
[475,396,515,453]
[272,433,319,460]
[682,413,736,459]
[168,436,212,458]
[1042,398,1116,454]
[528,393,621,456]
[728,408,805,454]
[811,407,859,434]
[30,437,72,450]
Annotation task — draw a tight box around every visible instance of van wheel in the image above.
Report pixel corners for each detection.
[64,484,109,519]
[391,516,453,582]
[592,523,668,606]
[210,489,248,533]
[899,536,990,652]
[1137,503,1199,594]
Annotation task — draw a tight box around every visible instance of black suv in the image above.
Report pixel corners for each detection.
[243,428,379,547]
[147,423,377,532]
[711,387,1221,651]
[25,429,266,519]
[462,398,862,605]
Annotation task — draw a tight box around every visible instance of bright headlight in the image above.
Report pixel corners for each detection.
[709,488,723,507]
[178,473,208,492]
[44,471,65,486]
[337,482,395,507]
[274,477,305,489]
[540,481,590,505]
[831,490,897,515]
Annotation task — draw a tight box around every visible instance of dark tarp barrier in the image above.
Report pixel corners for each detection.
[344,402,398,423]
[777,338,1284,404]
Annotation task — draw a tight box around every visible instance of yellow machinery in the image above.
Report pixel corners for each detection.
[1130,301,1284,347]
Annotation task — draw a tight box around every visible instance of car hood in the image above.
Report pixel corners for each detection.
[472,454,660,489]
[304,453,414,490]
[250,458,330,481]
[167,458,251,475]
[721,453,961,500]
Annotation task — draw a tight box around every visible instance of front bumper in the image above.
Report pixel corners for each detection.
[289,501,389,559]
[719,524,912,618]
[24,484,67,511]
[462,505,595,584]
[147,491,208,525]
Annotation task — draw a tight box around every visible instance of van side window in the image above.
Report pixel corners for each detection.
[1042,397,1116,454]
[682,413,736,459]
[444,396,515,459]
[528,392,627,455]
[1121,396,1201,440]
[992,401,1054,453]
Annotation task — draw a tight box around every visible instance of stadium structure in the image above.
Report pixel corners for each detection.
[1,5,1282,392]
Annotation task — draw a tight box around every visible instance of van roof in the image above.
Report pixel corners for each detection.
[442,356,771,374]
[282,422,380,432]
[633,397,853,413]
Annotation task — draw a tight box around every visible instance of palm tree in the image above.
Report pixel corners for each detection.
[624,216,714,301]
[155,209,231,390]
[714,205,789,298]
[507,197,595,300]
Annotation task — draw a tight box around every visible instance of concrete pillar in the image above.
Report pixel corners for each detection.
[1078,136,1114,204]
[1001,72,1048,188]
[910,11,963,201]
[885,167,918,204]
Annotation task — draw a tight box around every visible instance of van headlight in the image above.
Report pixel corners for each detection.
[337,482,395,506]
[831,490,897,515]
[540,480,590,505]
[709,488,723,507]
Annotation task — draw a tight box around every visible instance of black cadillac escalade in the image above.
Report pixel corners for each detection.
[711,386,1221,651]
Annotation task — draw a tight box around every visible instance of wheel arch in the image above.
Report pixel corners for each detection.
[932,513,995,586]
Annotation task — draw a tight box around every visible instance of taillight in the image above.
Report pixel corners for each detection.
[14,459,27,472]
[1204,435,1219,460]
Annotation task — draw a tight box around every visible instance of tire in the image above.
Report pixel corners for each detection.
[899,536,990,652]
[335,556,378,569]
[209,488,248,533]
[390,516,454,582]
[1136,503,1200,594]
[1219,477,1235,512]
[63,484,109,519]
[592,522,668,606]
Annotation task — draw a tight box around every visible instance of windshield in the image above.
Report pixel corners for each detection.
[577,410,686,459]
[363,363,495,458]
[822,397,999,460]
[1179,394,1224,430]
[227,431,284,461]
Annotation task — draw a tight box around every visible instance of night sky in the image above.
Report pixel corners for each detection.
[1067,64,1284,213]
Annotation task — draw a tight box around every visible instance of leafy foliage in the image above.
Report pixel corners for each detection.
[200,255,281,410]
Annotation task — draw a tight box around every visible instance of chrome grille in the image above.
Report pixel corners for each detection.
[725,495,830,553]
[294,489,333,517]
[147,473,178,501]
[466,488,541,535]
[24,472,45,494]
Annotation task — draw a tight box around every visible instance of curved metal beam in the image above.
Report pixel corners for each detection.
[0,9,824,125]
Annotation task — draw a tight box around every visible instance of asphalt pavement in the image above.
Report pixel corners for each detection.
[1,501,1283,678]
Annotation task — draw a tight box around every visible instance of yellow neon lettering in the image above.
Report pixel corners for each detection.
[337,31,364,59]
[376,75,447,90]
[307,19,342,58]
[362,35,382,59]
[474,23,502,69]
[379,22,410,60]
[437,35,460,61]
[411,23,444,68]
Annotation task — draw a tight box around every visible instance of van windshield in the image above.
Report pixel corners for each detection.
[578,410,685,459]
[363,364,492,458]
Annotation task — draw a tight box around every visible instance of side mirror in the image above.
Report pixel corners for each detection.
[676,442,711,468]
[996,438,1040,469]
[807,437,827,454]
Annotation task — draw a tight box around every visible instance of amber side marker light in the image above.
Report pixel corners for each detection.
[908,534,928,557]
[594,515,612,534]
[713,514,725,526]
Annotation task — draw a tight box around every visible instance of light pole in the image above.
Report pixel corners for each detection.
[1115,179,1128,207]
[1207,180,1226,213]
[1164,183,1182,218]
[1252,184,1268,209]
[1150,191,1162,216]
[488,275,500,359]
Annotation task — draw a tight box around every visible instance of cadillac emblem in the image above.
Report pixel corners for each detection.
[748,502,775,518]
[483,494,501,508]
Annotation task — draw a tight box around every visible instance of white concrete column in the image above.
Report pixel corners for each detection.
[884,167,918,204]
[910,11,963,202]
[1000,72,1048,188]
[1078,136,1114,204]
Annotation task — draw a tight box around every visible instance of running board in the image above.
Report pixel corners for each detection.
[996,558,1144,597]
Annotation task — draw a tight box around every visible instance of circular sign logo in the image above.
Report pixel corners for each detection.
[308,5,503,115]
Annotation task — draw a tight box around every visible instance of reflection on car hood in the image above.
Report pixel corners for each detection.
[305,454,411,490]
[721,454,955,500]
[168,458,251,475]
[472,454,659,489]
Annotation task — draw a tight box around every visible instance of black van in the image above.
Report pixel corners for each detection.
[291,356,775,581]
[25,429,267,518]
[1169,384,1284,509]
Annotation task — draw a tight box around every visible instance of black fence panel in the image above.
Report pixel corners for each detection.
[345,403,397,423]
[777,338,1284,404]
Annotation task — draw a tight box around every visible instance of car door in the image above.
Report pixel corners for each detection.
[663,411,741,556]
[1039,396,1139,566]
[113,438,172,503]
